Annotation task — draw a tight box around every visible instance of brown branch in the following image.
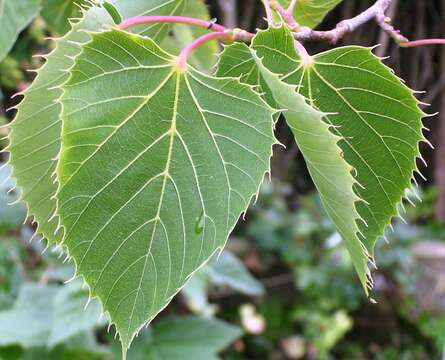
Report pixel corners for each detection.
[291,0,408,44]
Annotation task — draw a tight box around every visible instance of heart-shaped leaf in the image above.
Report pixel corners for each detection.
[249,38,370,291]
[57,29,275,353]
[250,25,426,291]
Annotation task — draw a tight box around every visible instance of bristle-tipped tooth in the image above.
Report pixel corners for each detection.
[389,223,395,232]
[64,272,77,284]
[11,91,25,99]
[6,105,18,113]
[405,195,416,207]
[424,111,438,118]
[415,169,427,181]
[419,154,428,167]
[32,54,48,60]
[83,296,92,311]
[275,140,286,149]
[421,138,434,150]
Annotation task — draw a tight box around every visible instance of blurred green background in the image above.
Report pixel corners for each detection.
[1,0,445,359]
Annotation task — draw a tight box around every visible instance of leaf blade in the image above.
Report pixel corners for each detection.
[57,29,275,350]
[250,26,370,290]
[251,25,425,290]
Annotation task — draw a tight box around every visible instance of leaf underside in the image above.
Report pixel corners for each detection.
[248,26,425,290]
[57,29,275,351]
[0,0,41,61]
[249,33,369,290]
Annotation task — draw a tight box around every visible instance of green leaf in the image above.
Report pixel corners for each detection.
[0,282,103,349]
[251,26,425,291]
[182,250,264,314]
[41,0,87,35]
[7,5,115,246]
[0,0,41,62]
[125,316,242,360]
[57,29,275,352]
[0,284,56,348]
[49,281,107,348]
[250,30,368,290]
[209,250,264,296]
[276,0,343,28]
[182,268,214,315]
[103,1,122,25]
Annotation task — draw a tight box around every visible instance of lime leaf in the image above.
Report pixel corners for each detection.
[252,25,425,291]
[57,29,275,351]
[277,0,343,28]
[125,316,242,360]
[250,29,369,290]
[41,0,87,35]
[0,0,41,61]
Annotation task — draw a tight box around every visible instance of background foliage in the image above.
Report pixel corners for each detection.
[1,0,445,359]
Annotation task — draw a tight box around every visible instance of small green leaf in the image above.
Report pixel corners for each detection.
[57,29,275,351]
[250,28,369,290]
[103,1,122,25]
[0,282,102,349]
[251,25,425,291]
[276,0,343,28]
[125,316,242,360]
[49,280,106,348]
[0,0,41,61]
[41,0,87,35]
[210,250,265,296]
[0,284,56,348]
